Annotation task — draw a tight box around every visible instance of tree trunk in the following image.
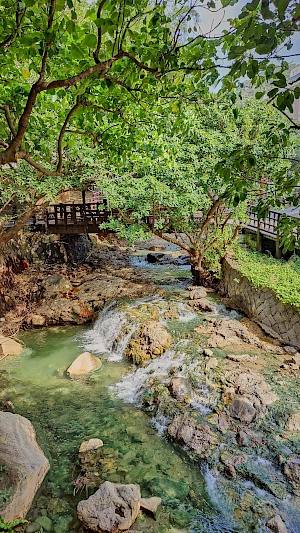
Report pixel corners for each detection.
[0,207,37,250]
[190,255,207,285]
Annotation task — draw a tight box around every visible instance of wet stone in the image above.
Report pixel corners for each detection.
[266,514,288,533]
[230,396,256,423]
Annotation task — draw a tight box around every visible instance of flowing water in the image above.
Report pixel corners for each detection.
[0,251,248,532]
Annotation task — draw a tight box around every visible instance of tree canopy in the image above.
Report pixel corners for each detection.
[0,0,299,174]
[0,0,299,249]
[99,99,299,281]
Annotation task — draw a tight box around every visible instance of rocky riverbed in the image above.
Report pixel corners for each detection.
[0,237,299,533]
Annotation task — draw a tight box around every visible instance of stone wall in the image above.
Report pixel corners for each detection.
[219,257,300,349]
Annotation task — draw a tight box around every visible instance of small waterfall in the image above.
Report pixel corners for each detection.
[81,301,126,356]
[177,302,197,322]
[212,303,242,320]
[107,324,137,362]
[114,350,185,404]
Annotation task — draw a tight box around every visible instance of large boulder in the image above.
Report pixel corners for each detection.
[168,416,217,458]
[230,396,256,423]
[67,352,102,378]
[0,335,23,356]
[224,370,278,423]
[0,412,50,522]
[199,318,262,348]
[126,321,172,364]
[188,298,214,312]
[42,274,72,295]
[189,287,207,300]
[77,481,141,532]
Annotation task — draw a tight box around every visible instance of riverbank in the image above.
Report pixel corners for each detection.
[0,238,152,337]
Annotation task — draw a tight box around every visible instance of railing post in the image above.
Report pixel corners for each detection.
[256,219,262,252]
[275,213,281,259]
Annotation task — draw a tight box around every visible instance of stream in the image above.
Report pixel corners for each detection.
[0,249,297,533]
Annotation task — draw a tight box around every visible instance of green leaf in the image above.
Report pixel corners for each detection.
[71,43,84,59]
[267,88,278,98]
[82,34,97,48]
[246,0,259,11]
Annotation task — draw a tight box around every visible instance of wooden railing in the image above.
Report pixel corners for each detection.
[45,203,120,234]
[244,206,300,257]
[244,207,281,239]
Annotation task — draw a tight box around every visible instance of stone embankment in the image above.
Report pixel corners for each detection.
[220,256,300,350]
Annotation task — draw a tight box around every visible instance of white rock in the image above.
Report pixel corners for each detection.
[79,438,103,453]
[0,336,23,356]
[140,496,162,514]
[67,352,101,378]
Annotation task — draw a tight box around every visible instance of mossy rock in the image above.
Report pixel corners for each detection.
[149,477,190,502]
[169,508,191,528]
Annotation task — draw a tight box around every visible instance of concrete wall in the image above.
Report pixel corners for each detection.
[219,257,300,349]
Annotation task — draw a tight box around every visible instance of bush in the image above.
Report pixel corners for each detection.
[234,246,300,309]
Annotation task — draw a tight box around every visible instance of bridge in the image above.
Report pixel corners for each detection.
[45,203,119,234]
[2,201,300,257]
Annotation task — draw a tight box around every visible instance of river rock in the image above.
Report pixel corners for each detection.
[0,412,50,522]
[205,357,218,371]
[285,411,300,432]
[0,335,23,356]
[30,314,46,326]
[230,396,256,423]
[79,438,104,453]
[126,321,172,364]
[67,352,102,378]
[233,371,278,407]
[77,481,141,532]
[168,416,217,458]
[42,274,72,294]
[283,456,300,494]
[266,514,288,533]
[236,430,249,446]
[201,318,261,348]
[203,348,214,357]
[189,298,214,312]
[140,496,162,515]
[190,287,207,300]
[168,377,191,402]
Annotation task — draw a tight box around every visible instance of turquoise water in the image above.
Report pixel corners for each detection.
[0,260,239,533]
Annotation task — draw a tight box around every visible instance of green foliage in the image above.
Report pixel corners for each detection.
[0,467,12,508]
[99,100,297,280]
[234,246,300,309]
[0,516,27,533]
